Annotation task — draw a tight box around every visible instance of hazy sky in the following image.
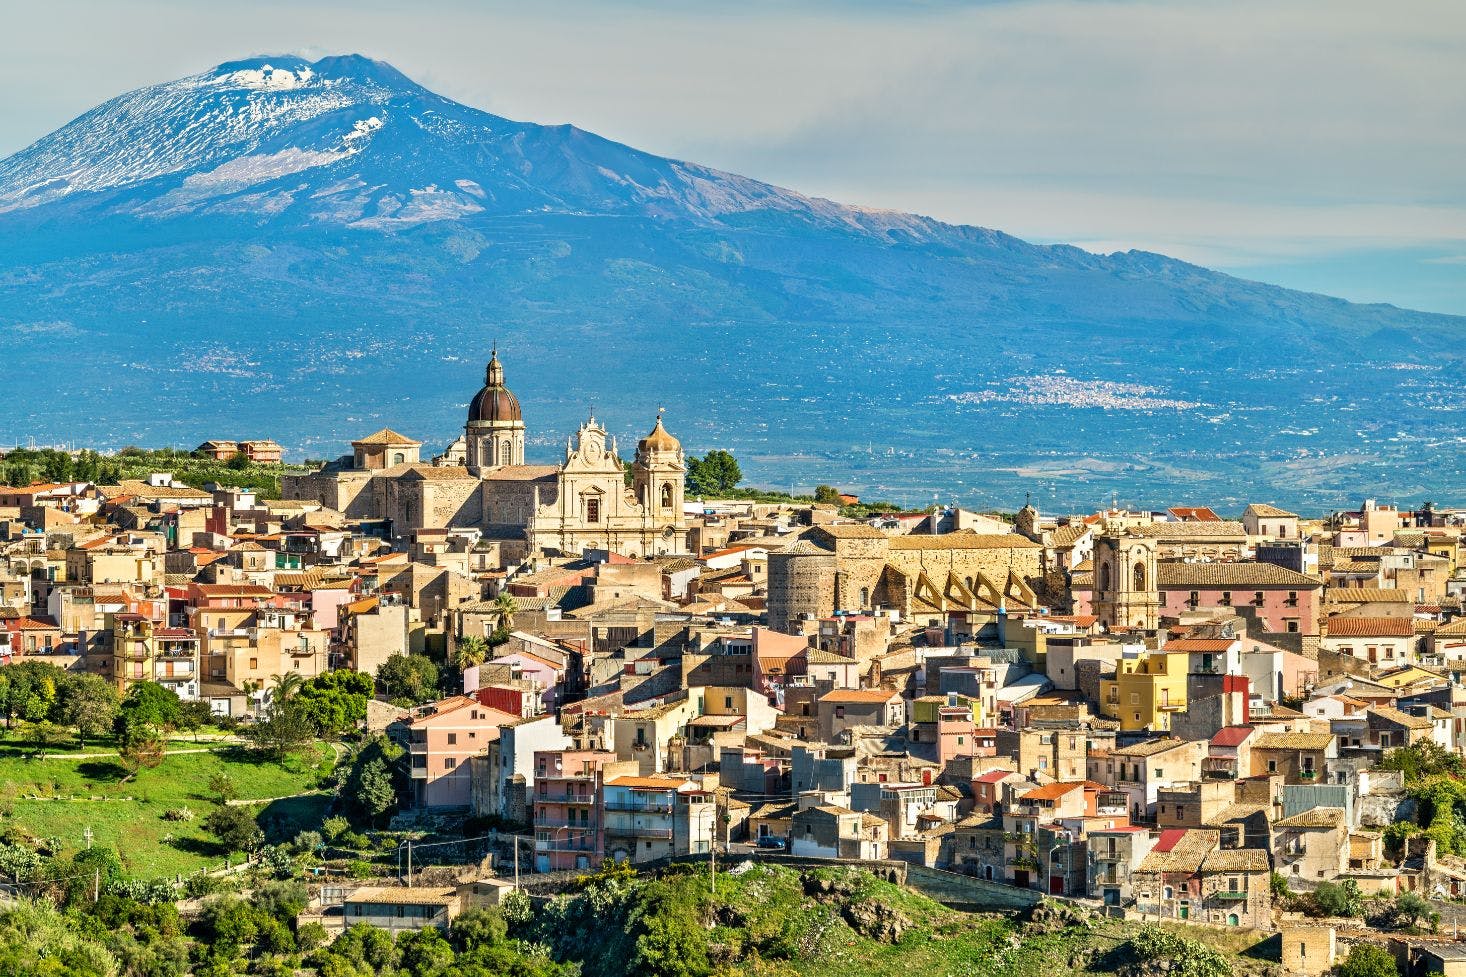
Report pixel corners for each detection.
[4,0,1464,314]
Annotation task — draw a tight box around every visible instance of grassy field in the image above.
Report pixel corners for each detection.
[0,740,335,879]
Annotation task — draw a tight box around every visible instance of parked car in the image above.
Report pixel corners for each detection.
[756,835,786,850]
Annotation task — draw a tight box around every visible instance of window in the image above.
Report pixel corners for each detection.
[585,496,600,523]
[1133,561,1147,591]
[1268,759,1278,773]
[1252,591,1264,607]
[1188,591,1199,608]
[1220,591,1232,606]
[660,483,673,509]
[1286,591,1298,607]
[447,733,457,745]
[445,757,457,769]
[724,696,733,708]
[249,657,258,669]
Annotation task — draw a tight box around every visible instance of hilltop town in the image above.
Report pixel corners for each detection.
[3,352,1465,976]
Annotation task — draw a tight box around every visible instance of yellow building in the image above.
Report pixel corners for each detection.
[111,615,200,700]
[1100,651,1189,731]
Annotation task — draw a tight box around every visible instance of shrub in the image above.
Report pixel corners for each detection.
[1338,943,1398,977]
[162,805,195,822]
[1313,879,1364,918]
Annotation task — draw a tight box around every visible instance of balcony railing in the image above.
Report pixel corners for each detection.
[537,792,595,805]
[603,826,673,840]
[604,802,673,814]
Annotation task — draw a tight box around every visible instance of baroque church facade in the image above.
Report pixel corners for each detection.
[281,352,687,559]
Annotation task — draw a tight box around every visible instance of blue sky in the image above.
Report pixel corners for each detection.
[4,0,1463,314]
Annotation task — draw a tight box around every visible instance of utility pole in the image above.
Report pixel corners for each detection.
[93,869,99,903]
[513,835,521,892]
[406,840,413,886]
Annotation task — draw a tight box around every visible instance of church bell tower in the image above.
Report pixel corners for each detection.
[465,349,525,472]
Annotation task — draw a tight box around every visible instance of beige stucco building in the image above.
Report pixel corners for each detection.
[282,353,687,560]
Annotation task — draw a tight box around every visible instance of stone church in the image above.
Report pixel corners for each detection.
[282,352,688,559]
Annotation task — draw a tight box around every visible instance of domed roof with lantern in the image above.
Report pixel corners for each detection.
[637,409,682,460]
[467,349,522,426]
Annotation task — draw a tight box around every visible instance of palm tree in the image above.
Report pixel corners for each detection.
[270,672,305,705]
[489,593,519,638]
[452,634,489,672]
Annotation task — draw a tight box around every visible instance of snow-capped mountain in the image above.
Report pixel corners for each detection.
[0,54,936,237]
[0,54,1461,509]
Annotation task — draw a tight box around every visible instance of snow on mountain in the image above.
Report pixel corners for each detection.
[0,53,939,239]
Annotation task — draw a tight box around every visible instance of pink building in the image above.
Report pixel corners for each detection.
[532,749,621,871]
[403,696,518,808]
[491,649,566,710]
[1157,564,1321,635]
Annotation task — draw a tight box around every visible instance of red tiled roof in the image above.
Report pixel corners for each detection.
[1326,617,1415,637]
[1164,639,1237,652]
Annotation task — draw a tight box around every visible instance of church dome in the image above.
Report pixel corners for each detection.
[638,412,681,455]
[467,351,522,426]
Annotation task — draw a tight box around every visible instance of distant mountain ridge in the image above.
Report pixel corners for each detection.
[0,54,1461,511]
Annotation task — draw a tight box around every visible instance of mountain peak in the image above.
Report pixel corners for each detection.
[207,54,419,93]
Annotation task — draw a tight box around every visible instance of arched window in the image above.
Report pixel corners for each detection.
[392,452,405,465]
[660,482,673,509]
[859,587,870,608]
[1132,561,1147,591]
[1098,561,1111,593]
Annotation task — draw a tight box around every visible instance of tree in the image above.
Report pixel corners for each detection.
[1392,891,1433,930]
[116,682,181,734]
[1312,878,1364,918]
[269,671,305,705]
[684,449,741,496]
[453,634,489,672]
[354,758,398,828]
[203,805,263,853]
[1338,943,1398,977]
[488,593,518,640]
[813,485,842,505]
[376,654,440,706]
[297,670,373,736]
[242,701,315,761]
[54,673,119,747]
[117,724,166,782]
[177,699,215,742]
[0,661,61,728]
[227,451,250,471]
[344,736,403,827]
[26,721,69,759]
[398,927,455,976]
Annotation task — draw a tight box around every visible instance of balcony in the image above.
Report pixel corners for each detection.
[537,792,595,805]
[604,801,673,814]
[535,838,597,853]
[1210,891,1249,902]
[603,825,673,840]
[535,816,593,830]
